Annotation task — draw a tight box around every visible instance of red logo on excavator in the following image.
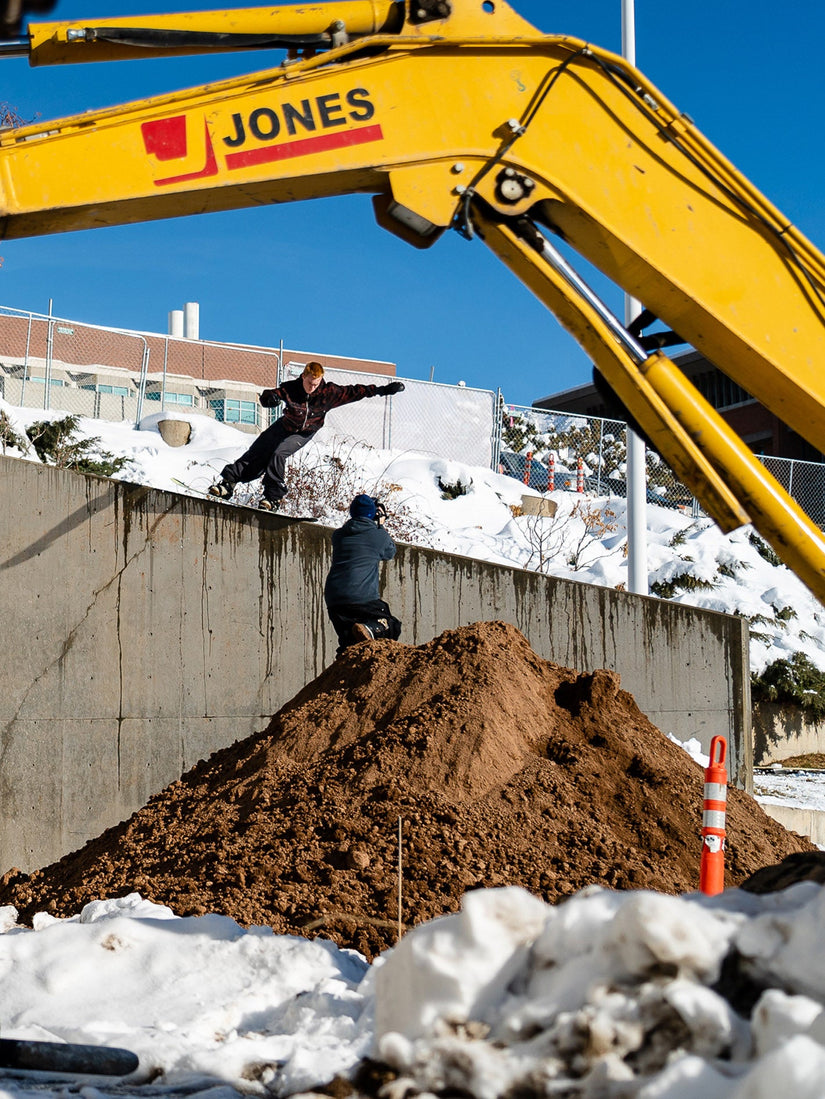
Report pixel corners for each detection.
[142,89,382,187]
[141,117,218,185]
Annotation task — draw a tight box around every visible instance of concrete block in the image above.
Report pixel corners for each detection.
[521,495,558,518]
[157,419,191,447]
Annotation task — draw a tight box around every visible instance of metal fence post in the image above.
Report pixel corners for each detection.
[44,301,54,411]
[134,338,150,427]
[597,417,605,494]
[161,335,169,411]
[492,389,503,472]
[20,311,32,407]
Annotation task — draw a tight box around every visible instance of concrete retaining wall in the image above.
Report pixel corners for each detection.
[760,802,825,847]
[754,701,825,766]
[0,455,751,872]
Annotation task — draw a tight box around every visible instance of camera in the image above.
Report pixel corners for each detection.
[374,499,387,524]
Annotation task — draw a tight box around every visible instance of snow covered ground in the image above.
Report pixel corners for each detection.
[4,400,825,1097]
[754,769,825,813]
[6,886,825,1097]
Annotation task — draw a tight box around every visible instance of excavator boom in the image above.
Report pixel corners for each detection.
[2,0,825,601]
[24,3,406,66]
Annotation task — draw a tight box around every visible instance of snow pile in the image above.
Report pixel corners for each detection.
[0,894,371,1097]
[376,884,825,1098]
[8,885,825,1096]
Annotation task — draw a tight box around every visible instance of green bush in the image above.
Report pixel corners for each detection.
[752,652,825,722]
[649,572,715,600]
[25,415,128,477]
[748,531,782,568]
[0,409,28,454]
[438,475,471,500]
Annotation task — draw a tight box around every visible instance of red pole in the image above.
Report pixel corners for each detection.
[577,457,584,493]
[523,451,532,486]
[700,736,727,895]
[548,454,555,491]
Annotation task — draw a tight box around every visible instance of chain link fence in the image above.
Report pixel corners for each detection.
[758,454,825,529]
[1,304,824,527]
[497,402,700,514]
[0,308,149,423]
[0,306,497,466]
[278,358,497,466]
[497,403,825,527]
[0,304,284,432]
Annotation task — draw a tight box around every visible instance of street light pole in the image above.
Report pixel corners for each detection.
[622,0,649,595]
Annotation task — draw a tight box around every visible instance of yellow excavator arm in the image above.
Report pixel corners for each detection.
[2,0,825,601]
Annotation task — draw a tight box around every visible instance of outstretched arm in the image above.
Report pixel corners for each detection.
[259,385,287,407]
[326,380,405,410]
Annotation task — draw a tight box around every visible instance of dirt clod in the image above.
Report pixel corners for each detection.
[0,621,812,958]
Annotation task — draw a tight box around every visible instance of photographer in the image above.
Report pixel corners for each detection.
[324,494,402,656]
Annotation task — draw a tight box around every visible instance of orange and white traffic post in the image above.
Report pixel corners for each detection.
[577,457,585,492]
[548,453,555,491]
[700,735,727,895]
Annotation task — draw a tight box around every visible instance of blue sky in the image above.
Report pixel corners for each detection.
[0,0,823,406]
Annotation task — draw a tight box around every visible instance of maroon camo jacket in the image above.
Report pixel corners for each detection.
[259,375,381,435]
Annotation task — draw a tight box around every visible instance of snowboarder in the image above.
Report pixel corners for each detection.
[208,361,405,510]
[324,494,402,655]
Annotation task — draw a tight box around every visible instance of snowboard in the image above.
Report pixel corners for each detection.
[170,479,319,521]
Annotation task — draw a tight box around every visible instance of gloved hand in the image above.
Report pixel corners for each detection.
[259,389,278,407]
[378,381,405,396]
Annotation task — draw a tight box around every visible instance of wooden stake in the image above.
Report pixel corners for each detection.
[397,815,403,943]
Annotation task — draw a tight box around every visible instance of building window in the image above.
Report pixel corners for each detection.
[27,376,66,387]
[693,370,753,411]
[146,391,194,406]
[210,398,257,424]
[80,383,130,396]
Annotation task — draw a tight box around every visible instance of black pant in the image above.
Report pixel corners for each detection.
[327,599,402,655]
[220,419,313,502]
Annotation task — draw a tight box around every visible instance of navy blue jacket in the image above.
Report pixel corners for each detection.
[324,517,396,607]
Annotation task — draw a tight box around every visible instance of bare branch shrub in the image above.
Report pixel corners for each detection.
[283,438,430,541]
[565,501,618,570]
[285,439,367,518]
[522,499,618,574]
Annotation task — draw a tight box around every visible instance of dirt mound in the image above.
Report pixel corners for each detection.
[0,621,812,959]
[773,753,825,769]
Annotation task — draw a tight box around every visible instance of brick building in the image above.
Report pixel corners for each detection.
[0,311,396,429]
